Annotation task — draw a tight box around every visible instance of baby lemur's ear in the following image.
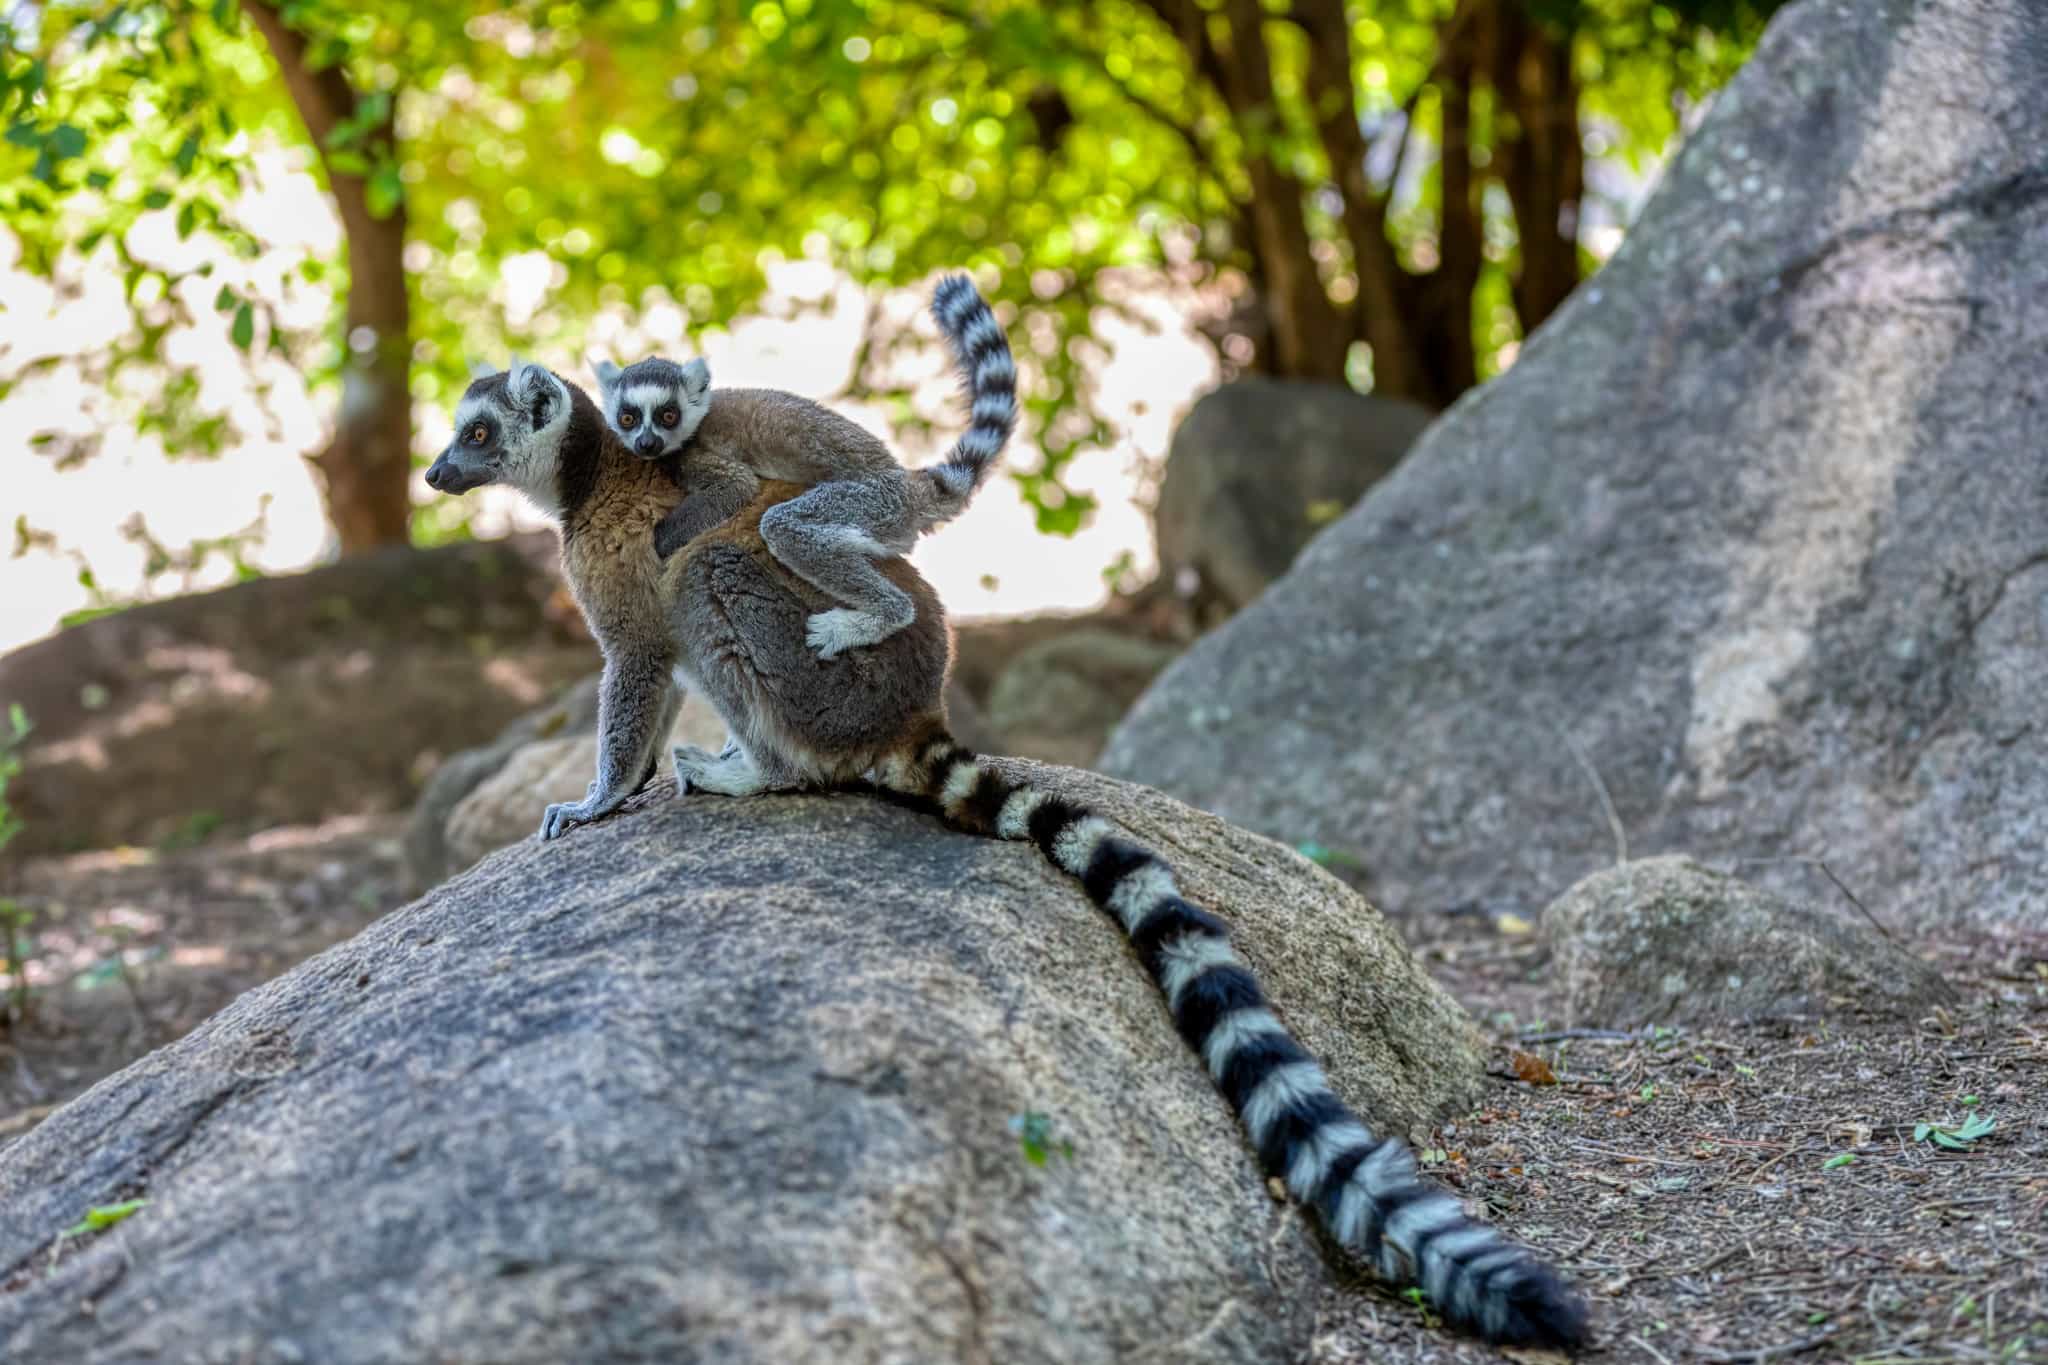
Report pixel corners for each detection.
[679,357,711,399]
[590,357,622,391]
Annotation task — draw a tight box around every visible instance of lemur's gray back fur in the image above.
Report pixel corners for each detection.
[427,361,1586,1356]
[593,274,1015,533]
[587,276,1019,661]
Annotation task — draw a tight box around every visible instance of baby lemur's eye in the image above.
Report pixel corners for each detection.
[657,406,680,429]
[466,423,489,446]
[618,410,638,429]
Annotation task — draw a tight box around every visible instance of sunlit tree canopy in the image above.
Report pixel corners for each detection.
[2,0,1780,552]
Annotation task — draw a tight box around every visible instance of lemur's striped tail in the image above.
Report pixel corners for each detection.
[872,731,1590,1352]
[918,274,1018,527]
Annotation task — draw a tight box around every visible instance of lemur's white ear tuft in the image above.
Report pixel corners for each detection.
[591,357,623,389]
[507,357,560,411]
[466,356,498,381]
[680,356,712,396]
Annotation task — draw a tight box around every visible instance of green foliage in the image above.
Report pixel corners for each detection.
[1008,1110,1074,1167]
[1914,1113,1995,1151]
[60,1199,149,1238]
[1821,1152,1854,1170]
[0,704,36,1022]
[4,0,1778,536]
[158,808,225,851]
[51,1198,149,1265]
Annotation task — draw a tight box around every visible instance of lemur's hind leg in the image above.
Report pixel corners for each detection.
[673,743,804,797]
[759,484,920,659]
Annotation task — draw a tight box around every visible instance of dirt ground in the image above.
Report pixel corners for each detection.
[2,823,2042,1364]
[1311,914,2048,1365]
[0,815,408,1133]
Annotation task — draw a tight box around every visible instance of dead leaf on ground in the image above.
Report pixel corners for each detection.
[1511,1050,1558,1086]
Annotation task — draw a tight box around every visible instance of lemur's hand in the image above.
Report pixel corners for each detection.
[538,785,629,841]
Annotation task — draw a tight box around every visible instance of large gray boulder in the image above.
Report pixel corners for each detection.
[0,536,589,855]
[1543,856,1958,1027]
[0,771,1502,1365]
[1106,0,2048,926]
[984,629,1182,768]
[1154,379,1432,616]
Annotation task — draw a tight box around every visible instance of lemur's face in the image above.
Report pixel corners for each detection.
[425,363,572,514]
[592,355,711,460]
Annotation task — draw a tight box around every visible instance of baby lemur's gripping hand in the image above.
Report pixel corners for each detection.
[653,458,761,561]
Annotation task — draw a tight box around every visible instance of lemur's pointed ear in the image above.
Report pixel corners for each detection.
[507,357,559,413]
[591,357,622,390]
[679,357,711,397]
[466,356,497,381]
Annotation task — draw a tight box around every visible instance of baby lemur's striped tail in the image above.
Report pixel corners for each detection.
[872,731,1590,1351]
[918,274,1018,527]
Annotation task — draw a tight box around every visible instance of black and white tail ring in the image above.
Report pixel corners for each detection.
[875,733,1591,1350]
[922,274,1018,516]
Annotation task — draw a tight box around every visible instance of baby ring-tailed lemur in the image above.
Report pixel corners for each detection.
[423,350,1590,1354]
[590,274,1016,660]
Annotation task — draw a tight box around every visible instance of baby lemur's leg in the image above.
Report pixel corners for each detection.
[654,460,761,561]
[758,481,921,659]
[539,650,675,840]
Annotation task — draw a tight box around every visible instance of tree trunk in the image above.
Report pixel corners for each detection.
[1212,0,1350,381]
[1491,2,1584,335]
[241,1,413,553]
[1145,0,1585,410]
[1294,0,1434,404]
[1422,16,1483,405]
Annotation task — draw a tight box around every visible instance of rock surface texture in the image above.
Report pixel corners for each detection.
[1542,856,1958,1027]
[0,536,589,855]
[1154,378,1432,615]
[0,770,1498,1365]
[1106,0,2048,926]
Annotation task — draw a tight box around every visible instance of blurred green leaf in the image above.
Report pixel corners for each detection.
[48,124,87,159]
[365,159,402,218]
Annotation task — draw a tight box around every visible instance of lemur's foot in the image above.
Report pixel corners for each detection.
[805,608,891,660]
[673,745,794,797]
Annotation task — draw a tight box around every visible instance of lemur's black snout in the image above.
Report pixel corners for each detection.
[634,434,663,457]
[425,451,488,494]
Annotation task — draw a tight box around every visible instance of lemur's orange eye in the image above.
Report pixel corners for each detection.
[466,423,489,445]
[657,406,680,429]
[618,410,638,429]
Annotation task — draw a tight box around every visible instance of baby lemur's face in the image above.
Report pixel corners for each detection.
[592,356,711,460]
